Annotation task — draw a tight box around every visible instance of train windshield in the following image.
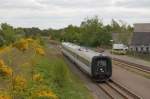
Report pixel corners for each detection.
[93,58,109,73]
[97,60,107,67]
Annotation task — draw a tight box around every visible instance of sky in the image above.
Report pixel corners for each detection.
[0,0,150,29]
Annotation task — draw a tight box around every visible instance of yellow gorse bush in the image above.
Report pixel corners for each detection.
[33,73,43,82]
[13,39,29,52]
[0,91,11,99]
[0,95,11,99]
[13,75,27,90]
[35,47,45,56]
[36,90,58,99]
[26,38,34,43]
[0,46,11,54]
[0,60,5,68]
[0,59,12,76]
[1,67,12,76]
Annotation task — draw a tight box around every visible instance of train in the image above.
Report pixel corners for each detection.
[61,42,112,81]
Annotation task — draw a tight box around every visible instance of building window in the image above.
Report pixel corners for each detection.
[136,47,138,52]
[141,47,143,52]
[146,47,149,52]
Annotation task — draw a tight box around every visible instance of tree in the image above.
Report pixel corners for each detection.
[111,19,121,33]
[1,23,16,45]
[23,27,41,38]
[79,16,111,46]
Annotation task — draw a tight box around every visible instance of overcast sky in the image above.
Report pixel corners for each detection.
[0,0,150,29]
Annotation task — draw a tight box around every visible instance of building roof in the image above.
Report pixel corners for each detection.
[134,23,150,32]
[131,32,150,45]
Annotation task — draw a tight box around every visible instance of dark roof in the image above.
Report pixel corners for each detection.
[131,32,150,45]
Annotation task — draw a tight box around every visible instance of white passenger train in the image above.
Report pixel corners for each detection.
[62,42,112,81]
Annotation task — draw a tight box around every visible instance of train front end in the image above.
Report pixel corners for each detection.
[91,56,112,81]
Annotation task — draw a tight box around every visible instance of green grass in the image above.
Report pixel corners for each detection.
[32,54,93,99]
[0,40,93,99]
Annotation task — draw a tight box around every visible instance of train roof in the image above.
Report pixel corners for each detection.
[62,42,105,61]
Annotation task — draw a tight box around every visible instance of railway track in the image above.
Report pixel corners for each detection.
[65,56,142,99]
[113,58,150,74]
[98,80,142,99]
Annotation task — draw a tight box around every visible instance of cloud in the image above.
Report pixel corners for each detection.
[115,0,150,8]
[0,0,45,9]
[37,0,113,8]
[0,0,150,29]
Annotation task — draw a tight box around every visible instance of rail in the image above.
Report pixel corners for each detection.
[113,58,150,74]
[98,80,142,99]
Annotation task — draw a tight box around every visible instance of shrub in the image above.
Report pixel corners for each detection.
[32,89,58,99]
[1,67,12,76]
[13,75,27,91]
[0,59,12,77]
[13,39,29,52]
[0,91,11,99]
[33,73,43,82]
[35,48,45,56]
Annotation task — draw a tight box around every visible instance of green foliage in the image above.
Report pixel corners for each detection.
[0,16,133,47]
[49,16,133,47]
[110,19,133,45]
[1,23,16,45]
[0,35,5,47]
[23,27,42,38]
[32,54,92,99]
[55,16,113,47]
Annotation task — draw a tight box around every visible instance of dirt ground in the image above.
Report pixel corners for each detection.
[112,65,150,99]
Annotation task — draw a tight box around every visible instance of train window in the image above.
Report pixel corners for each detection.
[97,60,107,67]
[78,55,90,67]
[63,47,77,57]
[63,46,90,67]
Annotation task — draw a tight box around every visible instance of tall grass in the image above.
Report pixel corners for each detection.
[0,39,93,99]
[33,55,92,99]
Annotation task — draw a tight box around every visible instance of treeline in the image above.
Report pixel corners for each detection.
[0,16,133,47]
[0,23,48,47]
[50,16,133,47]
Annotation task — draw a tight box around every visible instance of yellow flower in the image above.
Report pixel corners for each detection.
[1,67,12,76]
[13,39,29,52]
[0,91,12,99]
[33,73,43,82]
[0,60,13,77]
[0,60,5,68]
[27,38,34,43]
[35,47,45,56]
[0,46,11,54]
[13,75,27,90]
[0,95,11,99]
[37,90,58,99]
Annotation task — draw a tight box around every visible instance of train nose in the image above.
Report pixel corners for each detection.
[92,56,112,81]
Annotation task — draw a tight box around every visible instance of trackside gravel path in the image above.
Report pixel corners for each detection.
[112,65,150,99]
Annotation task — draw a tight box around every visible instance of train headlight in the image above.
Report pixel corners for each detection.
[96,60,107,73]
